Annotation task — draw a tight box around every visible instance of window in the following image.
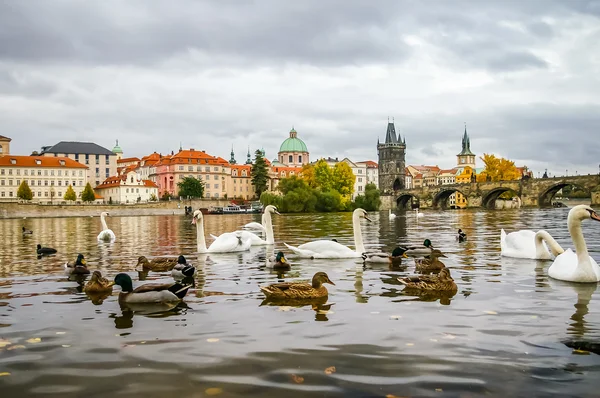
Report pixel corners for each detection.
[214,175,218,180]
[178,166,184,171]
[288,155,293,163]
[0,192,3,197]
[213,167,218,171]
[85,154,89,164]
[298,155,302,163]
[206,184,210,189]
[8,169,12,175]
[126,188,129,193]
[0,180,3,185]
[358,177,362,182]
[95,154,100,164]
[8,191,12,197]
[38,191,41,197]
[45,181,48,186]
[8,180,12,186]
[58,181,62,186]
[215,184,219,189]
[105,155,110,165]
[24,170,28,176]
[58,170,62,176]
[44,170,48,176]
[38,180,42,186]
[205,167,210,172]
[188,166,193,171]
[105,168,109,177]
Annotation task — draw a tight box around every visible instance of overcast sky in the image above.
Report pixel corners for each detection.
[1,0,599,176]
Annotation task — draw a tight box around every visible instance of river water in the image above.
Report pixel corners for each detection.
[1,207,599,397]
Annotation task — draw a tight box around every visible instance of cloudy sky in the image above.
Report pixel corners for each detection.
[1,0,599,176]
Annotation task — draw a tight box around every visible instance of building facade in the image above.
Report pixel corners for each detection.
[95,170,158,203]
[0,155,88,202]
[278,128,310,167]
[40,141,119,188]
[0,135,11,156]
[377,120,406,194]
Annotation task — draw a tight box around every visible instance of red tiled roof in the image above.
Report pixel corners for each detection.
[96,174,158,189]
[117,157,140,164]
[0,155,87,168]
[143,180,158,188]
[358,160,378,168]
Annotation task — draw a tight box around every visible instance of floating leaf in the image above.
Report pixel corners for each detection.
[483,310,498,315]
[405,343,414,347]
[140,341,146,344]
[0,339,11,348]
[55,332,66,335]
[573,349,590,355]
[205,387,223,396]
[389,315,401,320]
[290,374,304,384]
[324,366,336,375]
[443,334,456,340]
[435,388,443,392]
[7,345,25,351]
[62,345,71,348]
[0,372,10,377]
[26,338,41,344]
[207,338,220,343]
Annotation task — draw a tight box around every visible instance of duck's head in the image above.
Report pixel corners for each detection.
[569,205,600,223]
[90,271,114,285]
[458,229,463,234]
[265,205,281,215]
[275,251,286,263]
[312,272,335,287]
[177,255,187,264]
[353,208,372,222]
[114,273,134,292]
[439,267,453,280]
[191,210,203,225]
[430,249,447,259]
[22,226,26,231]
[423,239,433,248]
[392,247,408,258]
[137,256,149,266]
[75,254,86,265]
[37,244,41,250]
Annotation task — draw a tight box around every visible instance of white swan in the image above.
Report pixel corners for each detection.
[97,212,116,243]
[500,229,564,260]
[389,209,397,220]
[284,208,371,258]
[548,205,600,283]
[415,208,424,218]
[218,205,280,246]
[192,210,252,253]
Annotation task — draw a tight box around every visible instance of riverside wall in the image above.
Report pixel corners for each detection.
[0,199,232,219]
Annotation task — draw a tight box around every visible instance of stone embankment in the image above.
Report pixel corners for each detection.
[0,199,230,219]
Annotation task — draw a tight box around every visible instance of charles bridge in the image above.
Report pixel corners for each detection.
[381,174,600,210]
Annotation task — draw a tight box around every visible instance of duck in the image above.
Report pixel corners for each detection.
[22,226,33,235]
[84,271,114,293]
[97,212,116,243]
[171,255,196,281]
[113,273,192,304]
[37,244,57,255]
[284,208,371,258]
[500,229,564,260]
[457,229,467,243]
[389,209,397,220]
[260,272,335,300]
[415,249,447,272]
[398,267,457,293]
[403,239,434,257]
[362,247,408,265]
[192,210,252,253]
[64,254,90,275]
[266,251,290,270]
[136,255,179,272]
[548,205,600,283]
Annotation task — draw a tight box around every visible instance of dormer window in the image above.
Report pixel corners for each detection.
[59,160,65,166]
[35,160,41,165]
[10,159,16,165]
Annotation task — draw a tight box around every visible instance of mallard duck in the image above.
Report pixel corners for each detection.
[362,247,408,265]
[457,229,467,242]
[171,255,196,281]
[113,273,192,304]
[37,244,57,255]
[136,255,179,272]
[84,271,114,293]
[260,272,335,300]
[266,251,290,270]
[64,254,90,275]
[403,239,434,257]
[398,267,457,293]
[414,249,447,272]
[22,226,33,235]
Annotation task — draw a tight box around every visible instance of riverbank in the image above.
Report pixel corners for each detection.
[0,199,231,219]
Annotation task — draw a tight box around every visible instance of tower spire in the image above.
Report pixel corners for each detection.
[229,144,236,164]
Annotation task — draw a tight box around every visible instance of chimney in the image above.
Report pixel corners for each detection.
[190,148,194,151]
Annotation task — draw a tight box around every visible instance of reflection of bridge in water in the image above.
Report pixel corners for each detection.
[389,175,600,209]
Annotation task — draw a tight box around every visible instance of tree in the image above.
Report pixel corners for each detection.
[301,164,317,188]
[81,182,96,202]
[332,162,355,197]
[64,185,77,201]
[251,149,269,198]
[476,154,521,182]
[313,159,333,191]
[17,180,33,200]
[149,193,158,201]
[353,183,381,211]
[316,189,342,212]
[277,175,309,194]
[49,187,56,204]
[177,176,205,198]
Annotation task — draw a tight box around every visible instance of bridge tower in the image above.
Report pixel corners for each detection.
[377,119,406,195]
[457,124,476,168]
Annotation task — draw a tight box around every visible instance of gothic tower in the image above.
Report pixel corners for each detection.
[377,119,406,194]
[456,124,476,168]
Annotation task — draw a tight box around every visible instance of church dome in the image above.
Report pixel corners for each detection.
[112,139,123,154]
[279,128,308,153]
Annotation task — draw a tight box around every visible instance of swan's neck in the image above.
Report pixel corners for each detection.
[100,214,108,230]
[568,214,591,266]
[264,212,275,245]
[196,218,208,253]
[353,214,365,253]
[535,230,564,258]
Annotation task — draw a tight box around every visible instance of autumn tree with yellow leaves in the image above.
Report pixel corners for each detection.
[476,153,521,182]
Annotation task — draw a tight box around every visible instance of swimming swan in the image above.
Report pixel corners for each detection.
[284,208,371,258]
[500,229,564,260]
[97,212,116,243]
[548,205,600,283]
[389,209,397,220]
[192,210,252,253]
[216,205,280,246]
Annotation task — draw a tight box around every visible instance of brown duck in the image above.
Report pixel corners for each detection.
[136,255,179,272]
[260,272,335,300]
[414,249,447,272]
[84,271,114,293]
[398,267,457,293]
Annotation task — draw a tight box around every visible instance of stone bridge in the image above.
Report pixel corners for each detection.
[386,175,600,209]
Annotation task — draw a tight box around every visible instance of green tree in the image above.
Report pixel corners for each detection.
[316,189,342,212]
[277,175,309,194]
[64,185,77,201]
[313,159,333,191]
[161,192,172,201]
[149,193,158,201]
[177,176,205,198]
[81,182,96,202]
[17,180,33,200]
[251,149,269,198]
[332,162,355,197]
[353,183,381,211]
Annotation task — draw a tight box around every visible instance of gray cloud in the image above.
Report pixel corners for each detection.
[1,0,599,177]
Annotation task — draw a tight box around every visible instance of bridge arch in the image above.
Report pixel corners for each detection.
[539,182,590,207]
[482,187,521,209]
[432,188,468,209]
[396,194,419,210]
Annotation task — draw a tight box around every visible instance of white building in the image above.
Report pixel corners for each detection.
[95,170,159,204]
[0,155,88,202]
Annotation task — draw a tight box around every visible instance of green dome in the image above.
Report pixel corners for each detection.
[278,128,308,153]
[112,139,123,154]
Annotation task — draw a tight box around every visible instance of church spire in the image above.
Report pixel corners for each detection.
[458,123,474,156]
[385,119,397,144]
[245,146,252,164]
[229,144,236,165]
